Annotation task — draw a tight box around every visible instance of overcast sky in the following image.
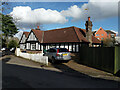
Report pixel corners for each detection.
[2,0,119,39]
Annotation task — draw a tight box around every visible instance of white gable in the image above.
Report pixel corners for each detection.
[27,32,37,41]
[20,34,26,43]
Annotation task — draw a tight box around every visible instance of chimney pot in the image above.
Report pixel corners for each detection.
[88,17,90,21]
[37,26,39,29]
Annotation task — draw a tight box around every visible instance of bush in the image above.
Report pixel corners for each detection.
[8,40,18,49]
[102,38,115,47]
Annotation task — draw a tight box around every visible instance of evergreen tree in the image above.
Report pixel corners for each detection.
[2,14,18,48]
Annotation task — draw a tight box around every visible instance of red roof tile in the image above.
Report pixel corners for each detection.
[29,26,101,44]
[23,32,29,37]
[43,26,89,43]
[92,36,101,43]
[73,27,88,42]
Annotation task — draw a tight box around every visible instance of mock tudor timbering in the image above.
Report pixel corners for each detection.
[19,17,101,53]
[19,32,29,50]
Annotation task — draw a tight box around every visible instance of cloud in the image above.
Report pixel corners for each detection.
[61,5,82,20]
[10,6,68,30]
[61,0,118,21]
[92,29,99,31]
[10,0,119,30]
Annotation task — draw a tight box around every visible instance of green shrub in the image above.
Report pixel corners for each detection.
[8,40,18,49]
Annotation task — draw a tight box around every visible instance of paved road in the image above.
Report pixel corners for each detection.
[2,55,120,88]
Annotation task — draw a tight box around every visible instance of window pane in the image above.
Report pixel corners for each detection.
[96,34,99,36]
[59,48,69,52]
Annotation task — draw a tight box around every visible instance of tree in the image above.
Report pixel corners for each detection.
[102,38,115,47]
[8,39,18,49]
[2,14,18,48]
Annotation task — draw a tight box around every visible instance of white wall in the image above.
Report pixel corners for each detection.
[15,48,48,65]
[27,32,37,41]
[20,44,26,50]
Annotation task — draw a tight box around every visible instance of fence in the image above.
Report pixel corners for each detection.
[115,46,120,74]
[79,46,120,74]
[15,48,48,66]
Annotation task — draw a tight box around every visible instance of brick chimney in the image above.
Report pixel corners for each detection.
[85,17,93,46]
[88,17,90,21]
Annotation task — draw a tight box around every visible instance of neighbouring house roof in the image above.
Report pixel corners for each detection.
[23,32,29,37]
[79,28,101,44]
[24,26,101,44]
[105,30,116,34]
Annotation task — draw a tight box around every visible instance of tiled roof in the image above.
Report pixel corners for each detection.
[43,26,89,43]
[105,30,116,34]
[23,32,29,37]
[29,26,101,44]
[73,27,88,42]
[92,36,101,44]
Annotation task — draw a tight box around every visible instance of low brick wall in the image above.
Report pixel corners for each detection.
[26,50,42,54]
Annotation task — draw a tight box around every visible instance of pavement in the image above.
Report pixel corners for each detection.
[1,55,120,88]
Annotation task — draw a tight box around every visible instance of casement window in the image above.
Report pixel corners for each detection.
[26,43,30,49]
[36,43,39,50]
[111,34,115,37]
[56,44,59,48]
[69,44,72,51]
[101,34,104,36]
[73,43,76,52]
[31,44,35,50]
[96,34,99,36]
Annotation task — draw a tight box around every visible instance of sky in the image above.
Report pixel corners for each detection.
[2,0,119,38]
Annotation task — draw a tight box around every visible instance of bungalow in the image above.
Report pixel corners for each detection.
[19,17,101,53]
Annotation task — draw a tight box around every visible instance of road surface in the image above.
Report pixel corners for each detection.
[1,55,120,88]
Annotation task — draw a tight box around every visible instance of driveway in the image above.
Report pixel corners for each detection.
[1,55,120,88]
